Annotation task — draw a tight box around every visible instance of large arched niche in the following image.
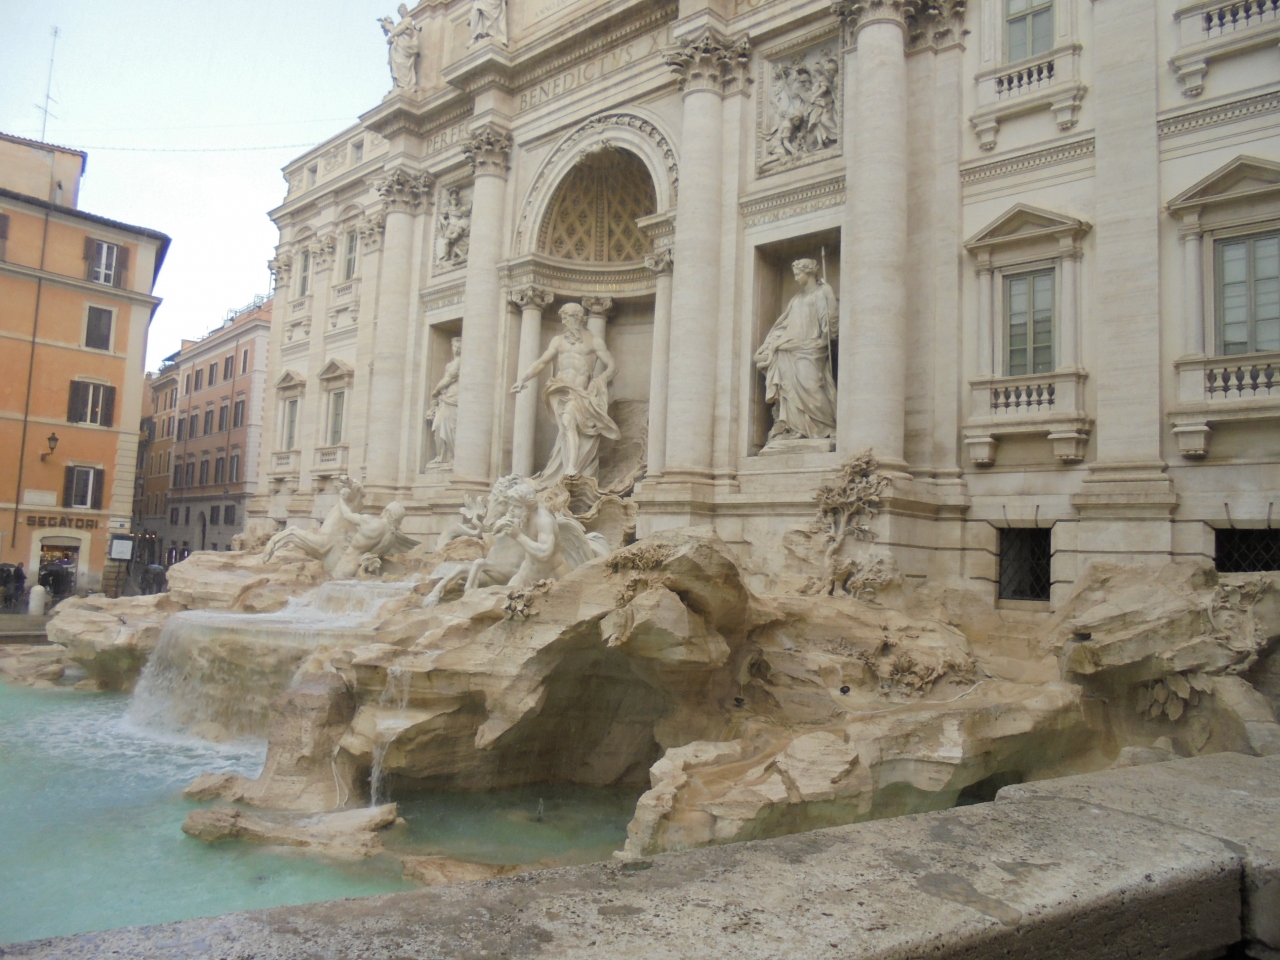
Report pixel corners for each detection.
[513,110,678,259]
[537,147,656,262]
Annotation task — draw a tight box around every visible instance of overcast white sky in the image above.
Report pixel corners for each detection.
[0,0,397,368]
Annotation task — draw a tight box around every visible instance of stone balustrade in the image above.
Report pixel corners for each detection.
[312,444,348,475]
[963,369,1091,466]
[1170,351,1280,457]
[16,753,1279,960]
[1172,0,1280,94]
[267,449,300,478]
[970,45,1085,150]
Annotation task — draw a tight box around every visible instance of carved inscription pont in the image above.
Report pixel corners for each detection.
[517,27,671,113]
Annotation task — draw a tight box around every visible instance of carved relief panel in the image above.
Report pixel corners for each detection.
[433,183,473,272]
[757,32,843,177]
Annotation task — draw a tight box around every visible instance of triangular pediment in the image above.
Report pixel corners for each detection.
[317,358,354,382]
[275,369,306,391]
[1167,156,1280,213]
[965,204,1090,252]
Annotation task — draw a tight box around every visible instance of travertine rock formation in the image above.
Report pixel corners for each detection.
[45,593,183,690]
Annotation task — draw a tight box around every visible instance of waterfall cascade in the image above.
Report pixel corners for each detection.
[128,580,418,740]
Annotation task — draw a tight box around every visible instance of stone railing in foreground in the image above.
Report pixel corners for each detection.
[10,753,1279,960]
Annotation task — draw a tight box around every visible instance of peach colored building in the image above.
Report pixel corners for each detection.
[0,132,169,596]
[134,298,272,560]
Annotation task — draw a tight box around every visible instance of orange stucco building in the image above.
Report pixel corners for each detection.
[0,132,170,596]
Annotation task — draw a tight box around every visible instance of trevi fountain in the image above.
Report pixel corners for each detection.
[6,0,1280,947]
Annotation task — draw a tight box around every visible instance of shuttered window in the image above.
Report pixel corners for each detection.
[214,457,226,484]
[218,405,229,432]
[223,356,234,380]
[198,460,210,485]
[0,212,9,260]
[203,408,214,435]
[1218,232,1280,355]
[229,454,241,482]
[63,466,105,509]
[83,238,129,287]
[66,381,115,427]
[85,307,112,350]
[224,504,237,526]
[233,399,245,427]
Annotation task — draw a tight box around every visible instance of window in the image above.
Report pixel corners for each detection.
[194,369,204,391]
[344,230,358,281]
[1005,269,1054,376]
[0,212,8,260]
[242,348,249,374]
[84,238,128,287]
[210,505,221,526]
[1218,232,1280,356]
[189,413,199,438]
[184,462,194,487]
[298,249,311,297]
[198,460,209,485]
[223,356,234,381]
[1216,529,1280,572]
[218,405,229,432]
[208,362,217,386]
[184,374,192,394]
[998,527,1052,601]
[233,398,246,428]
[224,504,237,526]
[170,507,180,525]
[85,307,112,350]
[171,387,178,407]
[67,381,116,427]
[63,465,104,509]
[284,398,299,449]
[229,453,241,482]
[214,457,226,484]
[328,390,345,445]
[184,507,190,526]
[176,419,186,442]
[203,408,214,435]
[1006,0,1053,63]
[172,463,183,487]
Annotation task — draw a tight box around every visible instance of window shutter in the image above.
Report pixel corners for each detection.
[67,381,87,423]
[100,386,116,428]
[0,213,9,240]
[91,469,105,510]
[84,237,96,279]
[114,246,130,288]
[63,467,76,507]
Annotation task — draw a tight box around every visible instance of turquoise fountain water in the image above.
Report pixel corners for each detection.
[0,671,639,945]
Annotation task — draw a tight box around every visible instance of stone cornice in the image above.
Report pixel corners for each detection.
[740,174,846,227]
[959,137,1094,185]
[1158,88,1280,140]
[376,169,434,214]
[664,27,752,96]
[463,124,513,177]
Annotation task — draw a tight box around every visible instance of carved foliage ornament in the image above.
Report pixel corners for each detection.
[463,125,513,176]
[377,169,433,213]
[510,284,554,311]
[645,249,674,274]
[664,28,752,95]
[830,0,966,44]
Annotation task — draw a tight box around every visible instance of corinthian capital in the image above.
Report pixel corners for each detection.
[358,212,387,250]
[581,295,613,318]
[463,124,513,177]
[831,0,920,35]
[664,28,751,96]
[645,249,674,275]
[377,169,434,214]
[268,253,293,284]
[310,231,338,271]
[510,285,554,310]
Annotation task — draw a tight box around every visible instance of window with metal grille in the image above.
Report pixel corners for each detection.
[1216,529,1280,573]
[999,527,1052,601]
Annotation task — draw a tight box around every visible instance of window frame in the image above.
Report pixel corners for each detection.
[223,356,234,381]
[1003,266,1057,377]
[343,230,358,281]
[203,408,215,436]
[229,453,241,483]
[283,397,300,450]
[298,249,311,297]
[194,369,204,392]
[88,240,118,286]
[1005,0,1055,64]
[83,305,114,352]
[1214,228,1280,357]
[327,389,346,446]
[233,398,246,428]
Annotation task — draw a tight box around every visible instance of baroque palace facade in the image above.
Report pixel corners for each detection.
[254,0,1280,604]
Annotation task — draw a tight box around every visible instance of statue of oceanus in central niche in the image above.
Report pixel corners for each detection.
[512,301,619,488]
[754,257,838,445]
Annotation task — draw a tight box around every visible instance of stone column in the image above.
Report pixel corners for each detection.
[976,261,995,377]
[300,231,337,493]
[1180,222,1206,355]
[1059,249,1079,369]
[509,284,553,477]
[581,296,613,343]
[836,0,914,471]
[366,170,431,490]
[645,250,674,478]
[660,28,750,480]
[453,124,513,483]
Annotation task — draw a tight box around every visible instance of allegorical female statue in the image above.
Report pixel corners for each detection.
[511,302,619,487]
[379,5,420,89]
[428,337,461,464]
[469,0,508,46]
[754,258,838,444]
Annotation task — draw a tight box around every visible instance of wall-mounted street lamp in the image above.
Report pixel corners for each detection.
[41,433,59,462]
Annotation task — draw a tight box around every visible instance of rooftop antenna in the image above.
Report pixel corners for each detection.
[38,26,59,141]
